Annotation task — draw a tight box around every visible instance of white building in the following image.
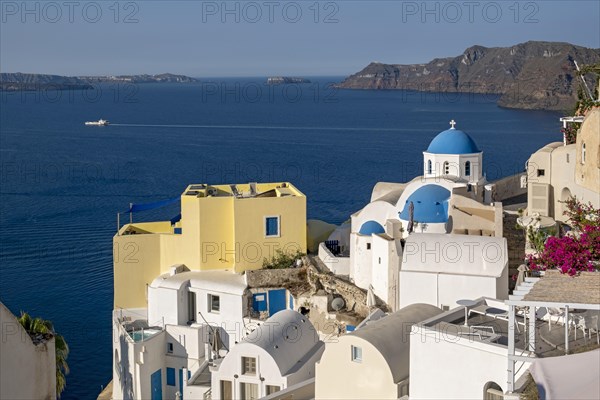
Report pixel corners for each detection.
[211,309,324,400]
[321,121,504,309]
[400,233,509,310]
[315,303,442,399]
[112,268,250,400]
[411,271,600,400]
[0,302,56,400]
[409,298,527,400]
[148,268,249,349]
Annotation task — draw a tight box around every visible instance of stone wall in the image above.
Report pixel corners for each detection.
[246,266,307,288]
[503,212,526,292]
[245,257,383,319]
[492,173,527,202]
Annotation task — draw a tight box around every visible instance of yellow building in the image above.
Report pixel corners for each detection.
[526,109,600,221]
[114,182,306,309]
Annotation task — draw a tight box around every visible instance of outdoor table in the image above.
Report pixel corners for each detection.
[457,299,478,326]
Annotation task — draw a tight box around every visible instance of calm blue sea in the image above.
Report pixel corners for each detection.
[0,78,561,398]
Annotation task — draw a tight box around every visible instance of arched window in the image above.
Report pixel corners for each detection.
[427,160,432,174]
[444,161,450,175]
[483,382,503,400]
[465,161,471,177]
[582,142,586,164]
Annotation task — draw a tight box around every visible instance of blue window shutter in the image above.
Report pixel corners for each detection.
[266,217,279,236]
[179,369,184,399]
[166,367,176,386]
[253,293,267,312]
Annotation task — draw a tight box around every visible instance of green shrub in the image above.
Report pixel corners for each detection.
[262,249,305,270]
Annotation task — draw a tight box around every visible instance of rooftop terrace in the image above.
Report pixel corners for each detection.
[183,182,304,198]
[419,297,598,358]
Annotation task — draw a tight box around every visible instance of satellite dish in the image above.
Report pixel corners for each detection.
[331,297,345,311]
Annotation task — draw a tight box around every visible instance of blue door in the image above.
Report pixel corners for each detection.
[179,369,184,400]
[151,369,162,400]
[253,293,267,312]
[268,289,287,316]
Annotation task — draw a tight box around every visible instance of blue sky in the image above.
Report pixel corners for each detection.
[1,1,599,76]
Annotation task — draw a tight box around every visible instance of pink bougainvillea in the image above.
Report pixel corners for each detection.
[527,199,600,276]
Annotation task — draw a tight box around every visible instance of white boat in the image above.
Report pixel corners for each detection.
[85,119,110,126]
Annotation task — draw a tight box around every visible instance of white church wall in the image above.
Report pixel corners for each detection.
[351,201,399,234]
[350,233,373,290]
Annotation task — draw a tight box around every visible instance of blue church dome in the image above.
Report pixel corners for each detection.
[399,185,451,224]
[359,220,385,235]
[426,128,480,155]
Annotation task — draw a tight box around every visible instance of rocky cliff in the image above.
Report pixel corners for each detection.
[337,41,600,111]
[0,72,198,91]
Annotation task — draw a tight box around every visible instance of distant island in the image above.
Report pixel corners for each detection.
[267,76,311,85]
[0,73,198,91]
[336,41,600,111]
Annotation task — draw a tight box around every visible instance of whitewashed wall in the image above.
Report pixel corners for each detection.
[0,303,56,400]
[318,242,350,276]
[410,326,517,399]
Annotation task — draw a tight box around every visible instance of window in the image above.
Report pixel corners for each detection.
[378,257,381,264]
[188,291,197,323]
[265,216,280,237]
[566,153,570,163]
[220,380,233,400]
[537,169,545,177]
[241,356,256,375]
[266,385,280,395]
[582,143,586,164]
[240,382,258,400]
[444,161,450,175]
[166,367,176,386]
[427,159,432,174]
[366,243,371,250]
[351,345,362,362]
[167,342,173,353]
[484,382,504,400]
[209,294,220,313]
[465,161,471,176]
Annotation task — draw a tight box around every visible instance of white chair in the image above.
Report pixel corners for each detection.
[575,311,600,344]
[547,307,565,331]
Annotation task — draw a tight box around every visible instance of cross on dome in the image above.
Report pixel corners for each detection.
[449,119,457,129]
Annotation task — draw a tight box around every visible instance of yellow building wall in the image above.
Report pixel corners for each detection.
[113,233,162,309]
[198,196,235,270]
[575,109,600,193]
[315,338,398,399]
[232,196,307,272]
[178,195,201,268]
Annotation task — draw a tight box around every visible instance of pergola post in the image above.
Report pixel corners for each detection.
[507,304,516,392]
[528,306,536,352]
[564,306,570,354]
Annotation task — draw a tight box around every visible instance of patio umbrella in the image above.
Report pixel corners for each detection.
[515,264,528,288]
[530,349,600,400]
[367,285,376,308]
[407,201,415,234]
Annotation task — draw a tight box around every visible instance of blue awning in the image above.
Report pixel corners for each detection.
[170,213,182,224]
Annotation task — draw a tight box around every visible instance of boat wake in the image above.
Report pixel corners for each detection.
[109,123,422,132]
